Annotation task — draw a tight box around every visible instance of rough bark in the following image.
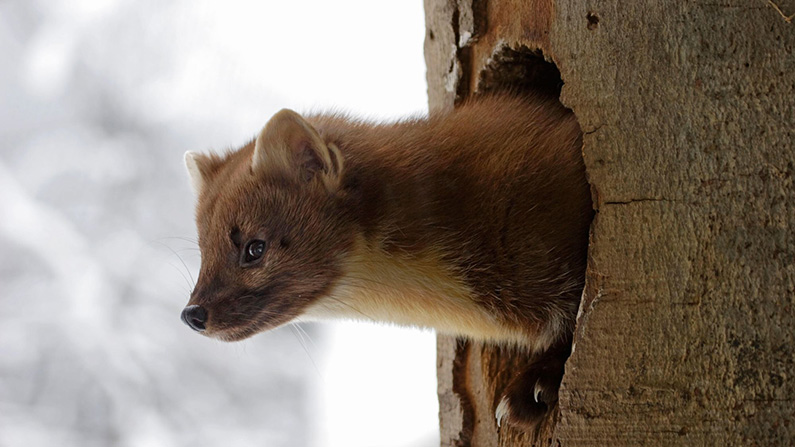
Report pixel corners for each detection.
[426,0,795,446]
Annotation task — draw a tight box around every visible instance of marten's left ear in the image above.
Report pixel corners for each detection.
[184,151,220,196]
[252,109,343,190]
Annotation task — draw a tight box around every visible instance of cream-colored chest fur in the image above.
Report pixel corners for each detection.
[301,237,533,346]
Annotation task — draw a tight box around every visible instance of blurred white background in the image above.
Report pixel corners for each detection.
[0,1,438,446]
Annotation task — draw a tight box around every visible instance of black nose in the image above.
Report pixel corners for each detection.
[181,305,207,332]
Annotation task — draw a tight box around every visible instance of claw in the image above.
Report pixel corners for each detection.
[534,379,543,403]
[495,396,510,428]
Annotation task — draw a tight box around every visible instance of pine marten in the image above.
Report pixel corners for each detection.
[181,93,593,430]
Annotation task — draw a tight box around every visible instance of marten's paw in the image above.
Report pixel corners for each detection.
[495,354,565,431]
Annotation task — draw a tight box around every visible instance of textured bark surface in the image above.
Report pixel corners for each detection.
[426,0,795,445]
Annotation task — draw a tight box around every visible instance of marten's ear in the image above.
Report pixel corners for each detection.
[252,109,343,189]
[184,151,213,195]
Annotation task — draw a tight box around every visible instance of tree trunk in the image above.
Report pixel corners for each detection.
[425,1,795,446]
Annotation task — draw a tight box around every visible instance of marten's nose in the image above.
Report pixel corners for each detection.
[181,305,207,332]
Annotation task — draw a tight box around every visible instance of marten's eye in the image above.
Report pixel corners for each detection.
[243,240,266,265]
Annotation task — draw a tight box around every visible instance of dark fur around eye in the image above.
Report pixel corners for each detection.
[230,227,242,248]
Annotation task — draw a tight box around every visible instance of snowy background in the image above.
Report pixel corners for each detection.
[0,1,438,446]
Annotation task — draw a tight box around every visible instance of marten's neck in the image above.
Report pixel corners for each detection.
[330,120,447,254]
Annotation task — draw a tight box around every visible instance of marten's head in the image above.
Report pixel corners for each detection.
[182,109,354,341]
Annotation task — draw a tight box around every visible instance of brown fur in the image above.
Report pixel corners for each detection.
[185,93,592,351]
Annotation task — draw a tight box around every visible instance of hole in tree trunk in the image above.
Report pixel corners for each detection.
[476,45,563,99]
[465,44,594,442]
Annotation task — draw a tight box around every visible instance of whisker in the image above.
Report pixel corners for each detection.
[154,236,199,246]
[289,324,322,377]
[321,293,378,321]
[153,241,196,288]
[165,261,193,293]
[293,322,318,350]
